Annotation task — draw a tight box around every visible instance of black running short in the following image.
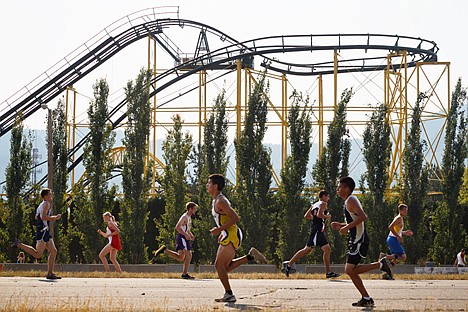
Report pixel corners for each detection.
[306,230,329,248]
[346,241,369,265]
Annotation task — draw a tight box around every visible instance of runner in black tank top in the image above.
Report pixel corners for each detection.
[331,177,394,308]
[282,190,340,278]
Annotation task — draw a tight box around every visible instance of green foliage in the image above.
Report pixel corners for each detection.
[5,114,32,260]
[120,68,153,263]
[68,182,97,262]
[145,196,165,262]
[0,198,9,262]
[84,79,116,206]
[401,94,430,263]
[460,169,468,206]
[157,114,193,262]
[204,90,229,175]
[459,169,468,248]
[361,102,392,259]
[276,91,312,263]
[431,78,467,264]
[61,221,86,263]
[362,103,391,199]
[51,98,69,262]
[72,78,116,263]
[312,88,353,262]
[234,70,273,256]
[191,90,230,264]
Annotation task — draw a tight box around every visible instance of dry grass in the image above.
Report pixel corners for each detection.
[0,270,466,280]
[0,303,263,312]
[1,270,465,312]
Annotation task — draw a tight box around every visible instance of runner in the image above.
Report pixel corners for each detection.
[282,190,340,278]
[11,188,62,279]
[331,177,393,307]
[97,211,122,273]
[381,203,413,279]
[154,202,198,279]
[207,174,267,303]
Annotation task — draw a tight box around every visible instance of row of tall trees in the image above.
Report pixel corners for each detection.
[1,71,467,266]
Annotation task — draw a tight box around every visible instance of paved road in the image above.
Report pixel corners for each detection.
[1,277,467,311]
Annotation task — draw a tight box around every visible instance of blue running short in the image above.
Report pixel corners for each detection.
[387,236,405,257]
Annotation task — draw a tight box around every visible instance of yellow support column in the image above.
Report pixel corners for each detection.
[148,35,158,196]
[385,51,408,188]
[199,70,207,146]
[65,86,77,190]
[318,75,324,156]
[334,49,338,109]
[236,59,242,185]
[402,51,408,184]
[282,73,288,167]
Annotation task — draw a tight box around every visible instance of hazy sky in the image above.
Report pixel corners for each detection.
[1,0,467,133]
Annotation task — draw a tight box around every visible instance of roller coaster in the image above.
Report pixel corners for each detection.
[0,7,449,194]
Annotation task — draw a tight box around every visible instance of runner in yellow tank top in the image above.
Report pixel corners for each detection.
[207,174,267,303]
[212,193,242,249]
[386,204,413,268]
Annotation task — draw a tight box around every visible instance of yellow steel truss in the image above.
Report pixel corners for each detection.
[64,36,450,196]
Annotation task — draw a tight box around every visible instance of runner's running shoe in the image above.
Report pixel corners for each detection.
[352,297,375,307]
[10,239,21,249]
[248,247,267,264]
[215,293,237,302]
[181,273,195,279]
[326,272,341,278]
[379,257,394,279]
[46,274,62,280]
[154,245,166,257]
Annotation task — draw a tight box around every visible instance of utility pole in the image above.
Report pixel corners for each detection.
[47,107,53,191]
[43,104,55,235]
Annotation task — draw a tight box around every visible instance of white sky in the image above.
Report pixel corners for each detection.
[1,0,467,139]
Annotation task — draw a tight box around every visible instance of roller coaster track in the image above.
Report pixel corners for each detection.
[0,7,439,189]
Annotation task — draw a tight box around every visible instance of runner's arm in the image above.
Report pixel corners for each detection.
[317,202,331,220]
[40,202,61,221]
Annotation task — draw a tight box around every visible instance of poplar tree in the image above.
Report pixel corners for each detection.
[157,114,192,260]
[51,98,69,262]
[193,90,229,264]
[361,102,392,259]
[276,91,312,262]
[312,88,352,261]
[120,68,153,263]
[431,78,467,263]
[71,79,116,262]
[401,94,430,263]
[234,70,273,256]
[5,114,32,259]
[0,199,8,262]
[459,169,468,248]
[84,79,116,224]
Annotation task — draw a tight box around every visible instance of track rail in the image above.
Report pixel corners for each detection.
[0,8,438,190]
[0,11,437,136]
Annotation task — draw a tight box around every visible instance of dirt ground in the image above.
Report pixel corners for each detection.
[1,277,467,311]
